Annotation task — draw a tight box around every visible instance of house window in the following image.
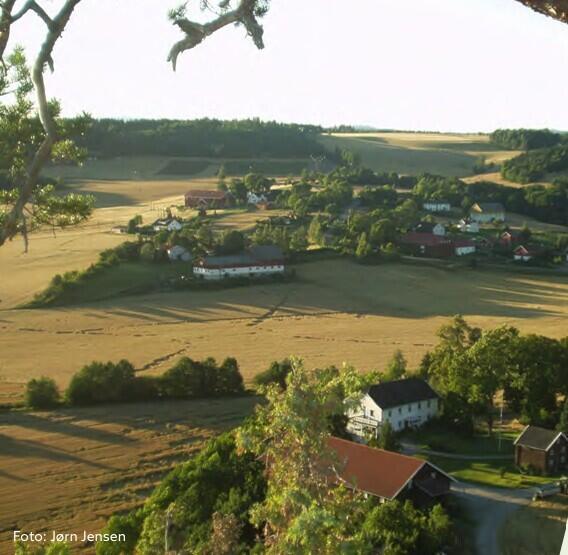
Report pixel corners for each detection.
[408,405,412,413]
[388,410,392,417]
[370,410,374,417]
[418,402,421,409]
[398,408,402,415]
[427,400,431,408]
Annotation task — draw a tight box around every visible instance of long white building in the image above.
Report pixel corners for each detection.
[193,245,285,280]
[347,378,440,439]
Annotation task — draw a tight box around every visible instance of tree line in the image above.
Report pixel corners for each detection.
[24,356,246,409]
[501,143,568,184]
[75,118,327,159]
[490,128,562,151]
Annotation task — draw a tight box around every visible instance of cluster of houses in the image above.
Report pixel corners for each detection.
[184,189,276,211]
[332,377,568,507]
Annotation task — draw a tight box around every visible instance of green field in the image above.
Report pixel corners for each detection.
[223,159,312,176]
[420,455,555,489]
[157,159,213,176]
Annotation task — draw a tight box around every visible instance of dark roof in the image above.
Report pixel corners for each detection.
[249,245,284,261]
[514,426,566,451]
[472,202,505,213]
[198,245,285,269]
[414,222,443,234]
[368,378,439,410]
[185,190,226,199]
[399,232,450,247]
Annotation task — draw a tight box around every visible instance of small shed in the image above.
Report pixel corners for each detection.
[514,425,568,475]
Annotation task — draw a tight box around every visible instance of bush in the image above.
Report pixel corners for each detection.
[160,357,244,398]
[253,359,293,390]
[25,377,61,409]
[66,360,137,406]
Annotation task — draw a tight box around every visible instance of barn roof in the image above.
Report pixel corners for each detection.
[472,202,505,213]
[328,437,453,500]
[514,426,567,451]
[367,378,439,410]
[185,190,227,199]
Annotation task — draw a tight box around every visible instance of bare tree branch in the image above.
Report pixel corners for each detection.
[0,0,16,66]
[167,0,265,71]
[11,0,55,29]
[0,0,82,249]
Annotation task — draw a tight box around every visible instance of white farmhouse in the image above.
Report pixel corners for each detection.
[167,245,192,262]
[469,202,505,223]
[193,245,285,280]
[347,378,440,439]
[247,192,267,205]
[423,200,451,213]
[457,219,480,234]
[153,218,183,232]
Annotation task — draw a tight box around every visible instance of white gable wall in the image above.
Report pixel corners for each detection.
[347,394,439,438]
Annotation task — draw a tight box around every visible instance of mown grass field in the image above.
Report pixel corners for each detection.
[320,132,519,177]
[499,495,568,555]
[0,397,257,553]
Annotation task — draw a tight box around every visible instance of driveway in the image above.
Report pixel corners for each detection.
[452,481,534,555]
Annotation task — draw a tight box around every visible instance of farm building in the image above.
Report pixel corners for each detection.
[153,218,183,232]
[328,437,453,507]
[399,232,454,258]
[469,202,506,223]
[347,378,440,438]
[193,245,285,280]
[514,425,568,475]
[499,230,523,248]
[453,238,476,256]
[414,222,446,237]
[247,192,267,205]
[423,200,451,213]
[513,245,542,262]
[185,190,227,209]
[457,219,480,234]
[167,245,192,262]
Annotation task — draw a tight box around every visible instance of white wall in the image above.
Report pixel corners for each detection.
[348,394,439,437]
[455,246,476,256]
[194,264,285,280]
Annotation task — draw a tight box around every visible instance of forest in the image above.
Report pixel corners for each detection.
[501,143,568,183]
[75,118,328,159]
[490,128,562,150]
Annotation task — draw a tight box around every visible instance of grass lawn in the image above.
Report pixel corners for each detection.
[420,455,558,489]
[402,425,516,456]
[29,261,191,306]
[499,495,568,555]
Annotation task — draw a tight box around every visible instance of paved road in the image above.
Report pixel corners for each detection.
[452,481,535,555]
[401,442,513,460]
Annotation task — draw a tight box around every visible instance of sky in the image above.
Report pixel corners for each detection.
[8,0,568,131]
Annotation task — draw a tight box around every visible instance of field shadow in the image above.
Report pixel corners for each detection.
[0,412,136,446]
[0,432,112,470]
[93,262,568,325]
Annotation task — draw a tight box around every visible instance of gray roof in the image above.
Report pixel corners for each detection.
[514,426,566,451]
[472,202,505,213]
[200,245,285,268]
[368,378,439,410]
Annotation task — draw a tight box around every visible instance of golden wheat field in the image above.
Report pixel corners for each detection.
[320,132,520,176]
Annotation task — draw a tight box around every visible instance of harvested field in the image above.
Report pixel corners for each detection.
[320,132,519,177]
[2,260,568,403]
[0,397,257,553]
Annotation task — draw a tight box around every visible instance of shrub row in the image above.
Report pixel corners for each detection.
[25,356,246,410]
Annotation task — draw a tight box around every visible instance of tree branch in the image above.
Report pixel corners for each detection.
[11,0,55,29]
[167,0,265,71]
[516,1,568,23]
[0,0,82,249]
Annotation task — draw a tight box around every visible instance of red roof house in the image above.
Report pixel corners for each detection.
[328,437,454,506]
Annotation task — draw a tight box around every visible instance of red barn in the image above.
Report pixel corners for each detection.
[184,190,227,209]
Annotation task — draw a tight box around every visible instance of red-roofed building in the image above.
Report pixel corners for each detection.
[185,190,228,209]
[328,437,454,507]
[399,232,454,258]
